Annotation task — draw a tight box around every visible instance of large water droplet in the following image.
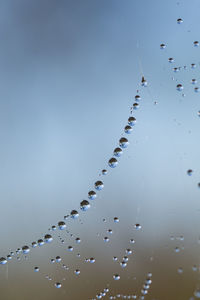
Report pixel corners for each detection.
[80,200,90,211]
[95,181,104,190]
[0,257,7,265]
[119,137,129,148]
[58,221,66,230]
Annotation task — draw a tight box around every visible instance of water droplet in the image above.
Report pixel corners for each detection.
[94,180,104,191]
[134,223,142,230]
[177,18,183,24]
[55,282,62,289]
[44,234,53,243]
[194,41,199,47]
[120,261,127,268]
[74,269,80,275]
[88,190,97,200]
[133,103,139,109]
[0,257,7,265]
[113,256,118,261]
[130,239,135,244]
[80,200,90,211]
[174,247,180,253]
[22,246,30,254]
[108,157,118,168]
[34,267,39,272]
[160,43,166,49]
[119,137,129,148]
[67,246,73,252]
[58,221,66,230]
[177,267,183,274]
[191,79,197,84]
[113,147,123,157]
[51,225,56,231]
[123,256,129,262]
[141,76,147,87]
[124,125,133,134]
[32,241,37,248]
[194,87,200,92]
[70,210,79,219]
[187,169,193,176]
[50,258,55,264]
[101,169,107,175]
[191,63,196,69]
[128,116,136,126]
[126,249,132,255]
[114,217,119,223]
[7,255,12,261]
[173,67,180,72]
[113,274,120,280]
[176,84,183,91]
[38,239,44,246]
[75,237,81,243]
[103,237,110,242]
[56,256,61,263]
[135,95,141,101]
[107,229,113,234]
[168,57,174,63]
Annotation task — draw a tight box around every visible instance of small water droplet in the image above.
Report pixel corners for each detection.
[70,210,79,219]
[108,157,118,168]
[55,282,62,289]
[58,221,66,230]
[80,200,90,211]
[95,181,104,190]
[113,274,120,280]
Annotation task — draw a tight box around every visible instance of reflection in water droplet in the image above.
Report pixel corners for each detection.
[44,234,53,243]
[113,274,120,280]
[22,246,30,254]
[119,137,129,148]
[176,84,183,91]
[88,190,97,200]
[95,181,104,190]
[55,282,62,289]
[177,18,183,24]
[128,116,136,126]
[124,125,133,134]
[58,221,66,230]
[108,157,118,168]
[80,200,90,211]
[70,210,79,219]
[113,147,123,157]
[0,257,7,265]
[101,169,107,175]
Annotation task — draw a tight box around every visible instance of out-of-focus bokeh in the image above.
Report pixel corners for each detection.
[0,0,200,299]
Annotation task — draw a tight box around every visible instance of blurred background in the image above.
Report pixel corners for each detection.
[0,0,200,299]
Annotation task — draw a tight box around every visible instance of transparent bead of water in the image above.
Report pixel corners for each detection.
[130,239,135,244]
[102,169,108,175]
[58,221,66,230]
[194,87,200,93]
[168,57,174,63]
[44,234,53,243]
[119,137,129,148]
[128,116,136,126]
[55,282,62,288]
[133,103,139,110]
[7,255,12,261]
[22,246,30,254]
[75,237,81,243]
[123,256,129,262]
[120,261,127,268]
[74,269,80,275]
[0,257,7,265]
[68,246,73,252]
[95,180,104,190]
[56,256,61,262]
[88,190,97,200]
[134,223,142,230]
[126,249,132,255]
[80,200,90,211]
[113,256,118,261]
[104,237,110,242]
[51,225,56,231]
[107,229,113,234]
[32,241,37,248]
[191,63,196,69]
[194,41,199,47]
[38,239,44,246]
[50,258,55,264]
[177,18,183,24]
[108,157,118,168]
[114,217,119,223]
[113,147,123,157]
[90,257,95,263]
[187,169,193,176]
[70,210,79,219]
[160,43,166,49]
[113,274,120,280]
[34,267,39,272]
[135,95,141,101]
[176,84,183,91]
[124,125,133,134]
[191,79,197,84]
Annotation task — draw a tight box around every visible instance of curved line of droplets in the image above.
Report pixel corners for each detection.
[0,77,147,266]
